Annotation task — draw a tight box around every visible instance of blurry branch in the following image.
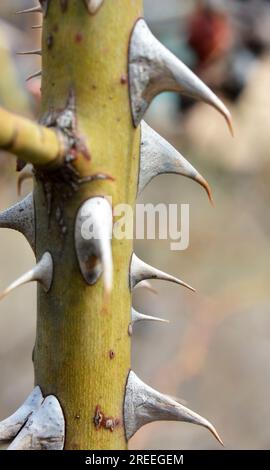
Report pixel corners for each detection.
[0,106,66,167]
[0,25,30,114]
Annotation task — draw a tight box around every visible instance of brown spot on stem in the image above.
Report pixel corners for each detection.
[120,74,127,84]
[109,350,115,360]
[94,406,120,432]
[75,32,83,44]
[60,0,69,12]
[47,34,54,50]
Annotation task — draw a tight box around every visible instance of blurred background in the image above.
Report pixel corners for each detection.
[0,0,270,450]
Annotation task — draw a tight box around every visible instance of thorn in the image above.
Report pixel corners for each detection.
[132,308,168,325]
[8,395,65,450]
[0,252,53,301]
[0,387,43,441]
[83,0,104,14]
[75,197,113,301]
[124,370,223,445]
[129,19,232,134]
[134,280,158,295]
[129,253,195,292]
[17,164,34,196]
[129,308,169,334]
[139,121,213,204]
[17,49,41,56]
[16,6,42,14]
[0,193,35,251]
[26,70,42,82]
[195,174,214,206]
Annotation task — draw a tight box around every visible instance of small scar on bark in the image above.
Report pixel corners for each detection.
[109,350,115,360]
[94,406,120,432]
[120,74,127,85]
[60,0,69,12]
[75,32,83,43]
[47,34,54,50]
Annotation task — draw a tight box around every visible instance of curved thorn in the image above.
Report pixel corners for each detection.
[17,165,34,196]
[134,280,158,295]
[0,387,43,441]
[129,253,195,292]
[8,395,65,450]
[17,49,41,56]
[139,121,213,204]
[124,370,223,445]
[75,197,113,300]
[26,70,42,82]
[0,252,53,301]
[129,19,232,134]
[0,193,35,250]
[16,6,42,14]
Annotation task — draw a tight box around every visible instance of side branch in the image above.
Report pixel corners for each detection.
[0,106,66,167]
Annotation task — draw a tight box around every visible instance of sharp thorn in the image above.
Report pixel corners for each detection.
[130,253,195,292]
[26,70,42,82]
[0,252,53,301]
[16,6,43,14]
[0,193,35,251]
[139,121,213,204]
[124,370,223,445]
[17,49,41,56]
[134,280,158,295]
[129,19,232,134]
[129,307,169,335]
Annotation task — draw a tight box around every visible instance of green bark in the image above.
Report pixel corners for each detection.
[34,0,142,450]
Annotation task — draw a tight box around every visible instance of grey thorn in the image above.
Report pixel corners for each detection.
[139,121,213,204]
[129,19,233,134]
[0,252,53,301]
[0,193,35,250]
[17,164,34,196]
[16,6,43,14]
[26,70,42,82]
[134,280,157,295]
[75,197,113,298]
[124,370,223,445]
[129,253,195,292]
[84,0,104,14]
[131,308,168,325]
[129,308,168,335]
[8,395,65,450]
[0,387,43,441]
[17,49,42,56]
